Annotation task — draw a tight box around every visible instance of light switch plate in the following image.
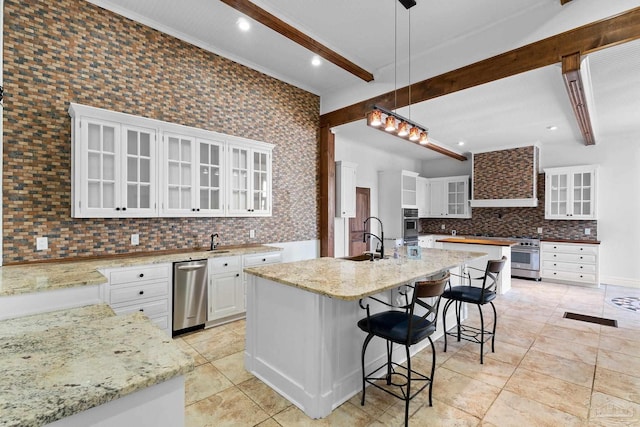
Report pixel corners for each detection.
[131,234,140,245]
[537,227,543,233]
[585,228,591,235]
[250,229,256,238]
[36,237,48,251]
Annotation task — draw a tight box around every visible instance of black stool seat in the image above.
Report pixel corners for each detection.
[357,311,436,346]
[441,286,496,304]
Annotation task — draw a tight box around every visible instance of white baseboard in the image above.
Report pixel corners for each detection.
[600,275,640,289]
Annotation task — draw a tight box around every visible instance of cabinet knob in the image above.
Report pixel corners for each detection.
[139,309,144,312]
[139,290,144,295]
[580,266,583,269]
[139,273,144,278]
[192,208,196,211]
[224,263,228,267]
[115,207,121,211]
[580,248,583,251]
[236,273,240,277]
[262,258,266,262]
[580,256,583,259]
[197,208,200,211]
[122,207,127,211]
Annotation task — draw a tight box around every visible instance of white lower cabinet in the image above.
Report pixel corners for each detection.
[541,242,600,286]
[105,263,172,335]
[206,251,282,326]
[207,256,243,323]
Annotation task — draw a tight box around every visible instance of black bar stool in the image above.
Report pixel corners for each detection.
[441,256,507,364]
[358,272,450,427]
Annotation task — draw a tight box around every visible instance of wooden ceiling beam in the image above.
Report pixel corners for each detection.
[219,0,374,82]
[562,53,595,145]
[561,0,574,5]
[319,7,640,128]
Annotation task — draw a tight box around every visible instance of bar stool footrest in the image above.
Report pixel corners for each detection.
[364,361,431,402]
[446,323,494,345]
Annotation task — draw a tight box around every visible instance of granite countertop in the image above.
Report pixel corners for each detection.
[0,245,281,297]
[244,248,486,301]
[0,304,194,427]
[436,237,517,246]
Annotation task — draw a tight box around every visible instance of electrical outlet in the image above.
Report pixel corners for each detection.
[250,229,256,238]
[537,227,543,234]
[585,228,591,235]
[36,237,48,251]
[441,224,446,230]
[131,234,140,245]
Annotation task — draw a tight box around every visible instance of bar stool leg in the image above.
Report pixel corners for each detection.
[404,344,411,427]
[478,304,485,364]
[490,301,497,353]
[361,333,374,405]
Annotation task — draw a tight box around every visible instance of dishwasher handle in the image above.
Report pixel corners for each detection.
[176,263,207,271]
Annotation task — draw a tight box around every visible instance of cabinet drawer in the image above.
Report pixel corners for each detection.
[542,269,596,284]
[541,243,598,256]
[110,265,169,285]
[111,298,168,318]
[110,281,168,305]
[542,252,596,264]
[209,256,241,273]
[244,252,282,267]
[542,260,596,274]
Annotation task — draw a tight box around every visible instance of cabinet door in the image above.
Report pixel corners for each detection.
[417,177,428,218]
[228,146,251,215]
[251,149,271,215]
[546,172,569,218]
[571,170,594,219]
[122,125,156,216]
[428,180,446,217]
[401,172,418,208]
[208,272,242,321]
[164,133,195,215]
[197,138,225,216]
[446,179,469,217]
[336,161,357,218]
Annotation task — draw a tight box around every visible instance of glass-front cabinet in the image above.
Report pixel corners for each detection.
[70,103,272,218]
[227,144,271,216]
[544,165,597,220]
[71,111,158,218]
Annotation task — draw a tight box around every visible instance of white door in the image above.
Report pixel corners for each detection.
[208,273,242,321]
[428,180,446,217]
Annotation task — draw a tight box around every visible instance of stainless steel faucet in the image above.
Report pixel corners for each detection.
[210,233,220,250]
[363,216,384,259]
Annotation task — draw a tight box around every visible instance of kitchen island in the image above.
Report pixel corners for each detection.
[243,248,486,419]
[436,237,516,294]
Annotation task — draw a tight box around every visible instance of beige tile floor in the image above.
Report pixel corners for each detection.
[176,278,640,426]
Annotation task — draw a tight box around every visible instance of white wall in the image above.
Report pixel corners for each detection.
[267,239,319,262]
[333,134,423,257]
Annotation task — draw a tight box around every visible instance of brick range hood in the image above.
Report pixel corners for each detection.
[470,145,539,208]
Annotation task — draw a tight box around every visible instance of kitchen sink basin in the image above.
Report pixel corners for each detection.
[342,253,388,262]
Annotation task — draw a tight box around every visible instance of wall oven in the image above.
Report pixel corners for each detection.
[511,238,541,280]
[403,208,419,245]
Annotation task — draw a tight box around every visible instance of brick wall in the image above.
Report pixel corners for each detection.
[473,146,538,200]
[2,0,320,263]
[421,173,598,240]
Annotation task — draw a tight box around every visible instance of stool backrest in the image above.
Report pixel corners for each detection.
[411,271,450,330]
[480,256,507,298]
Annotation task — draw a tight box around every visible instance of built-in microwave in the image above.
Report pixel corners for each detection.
[403,208,419,244]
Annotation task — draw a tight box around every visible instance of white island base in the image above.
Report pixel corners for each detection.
[244,274,457,419]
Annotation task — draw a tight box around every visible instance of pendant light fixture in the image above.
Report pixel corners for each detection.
[366,1,429,146]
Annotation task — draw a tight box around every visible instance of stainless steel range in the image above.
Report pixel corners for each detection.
[510,237,541,280]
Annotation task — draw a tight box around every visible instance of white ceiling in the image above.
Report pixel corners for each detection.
[87,0,640,160]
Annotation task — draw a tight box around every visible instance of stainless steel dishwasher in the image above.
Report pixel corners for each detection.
[173,260,208,336]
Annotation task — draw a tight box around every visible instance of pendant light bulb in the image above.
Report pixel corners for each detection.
[419,130,429,145]
[368,109,383,127]
[397,121,409,137]
[409,126,420,141]
[384,115,397,132]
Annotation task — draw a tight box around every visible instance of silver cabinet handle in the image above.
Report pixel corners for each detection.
[177,264,207,271]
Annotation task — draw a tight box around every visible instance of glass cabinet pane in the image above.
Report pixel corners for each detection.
[127,130,138,155]
[88,124,100,151]
[103,127,115,153]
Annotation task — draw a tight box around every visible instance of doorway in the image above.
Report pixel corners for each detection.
[349,187,370,256]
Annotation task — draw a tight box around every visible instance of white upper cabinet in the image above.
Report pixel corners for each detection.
[335,161,357,218]
[70,107,158,218]
[161,134,225,216]
[544,165,597,220]
[401,171,419,208]
[416,177,429,218]
[69,103,271,218]
[227,142,272,217]
[425,176,470,218]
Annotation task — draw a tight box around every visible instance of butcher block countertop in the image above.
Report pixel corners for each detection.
[0,245,281,297]
[436,237,518,246]
[244,248,487,301]
[0,304,193,427]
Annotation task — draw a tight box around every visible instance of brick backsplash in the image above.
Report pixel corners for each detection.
[421,173,598,240]
[2,0,320,264]
[473,146,537,200]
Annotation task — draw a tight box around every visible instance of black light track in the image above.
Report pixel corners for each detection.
[398,0,417,9]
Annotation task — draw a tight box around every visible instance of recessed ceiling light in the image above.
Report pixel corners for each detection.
[458,141,465,146]
[311,55,321,67]
[237,17,250,32]
[546,125,558,131]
